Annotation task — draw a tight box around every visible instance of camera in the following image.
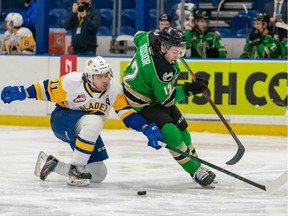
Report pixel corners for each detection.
[77,3,86,12]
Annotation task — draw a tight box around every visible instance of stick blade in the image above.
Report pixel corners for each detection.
[225,147,245,165]
[265,171,288,193]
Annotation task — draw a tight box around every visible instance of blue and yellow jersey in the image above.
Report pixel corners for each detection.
[1,27,35,55]
[26,72,136,122]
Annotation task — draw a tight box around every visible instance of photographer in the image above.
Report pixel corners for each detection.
[64,0,101,55]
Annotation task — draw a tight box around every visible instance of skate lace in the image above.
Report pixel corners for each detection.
[71,166,86,177]
[193,166,208,181]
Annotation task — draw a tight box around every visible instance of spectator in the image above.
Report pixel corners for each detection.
[21,0,36,40]
[240,13,280,58]
[64,0,101,56]
[184,10,227,58]
[263,0,287,58]
[264,0,288,29]
[158,13,172,31]
[1,13,36,55]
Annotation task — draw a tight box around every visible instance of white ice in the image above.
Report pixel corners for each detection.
[0,126,287,216]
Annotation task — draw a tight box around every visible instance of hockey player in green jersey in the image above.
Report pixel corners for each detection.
[280,38,287,58]
[123,27,216,188]
[184,10,227,58]
[240,13,280,58]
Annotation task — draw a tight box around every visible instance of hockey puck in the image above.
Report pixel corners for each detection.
[137,190,147,196]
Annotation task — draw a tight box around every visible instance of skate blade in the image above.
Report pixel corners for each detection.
[67,177,90,186]
[34,151,48,177]
[201,182,216,189]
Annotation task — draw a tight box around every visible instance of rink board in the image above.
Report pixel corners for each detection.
[0,56,287,136]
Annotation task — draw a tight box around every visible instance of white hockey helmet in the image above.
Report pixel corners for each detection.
[84,56,112,87]
[5,12,23,28]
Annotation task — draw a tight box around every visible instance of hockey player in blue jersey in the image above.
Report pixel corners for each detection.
[1,56,164,186]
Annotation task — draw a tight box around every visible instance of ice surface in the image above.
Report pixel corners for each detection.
[0,126,287,216]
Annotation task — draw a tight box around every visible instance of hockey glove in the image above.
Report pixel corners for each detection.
[183,75,208,96]
[206,47,219,58]
[249,31,262,45]
[1,86,26,104]
[142,123,164,150]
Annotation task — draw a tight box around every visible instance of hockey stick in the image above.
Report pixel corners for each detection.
[276,22,288,30]
[215,0,225,32]
[179,57,245,165]
[242,3,249,36]
[161,142,287,192]
[212,0,225,49]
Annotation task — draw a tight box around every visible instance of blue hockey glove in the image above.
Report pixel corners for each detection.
[1,86,26,104]
[142,123,164,150]
[183,75,208,96]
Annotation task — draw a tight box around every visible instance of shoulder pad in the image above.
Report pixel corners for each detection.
[109,78,123,93]
[152,51,178,83]
[148,31,158,45]
[18,27,33,37]
[214,31,221,36]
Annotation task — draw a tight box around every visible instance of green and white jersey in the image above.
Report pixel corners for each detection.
[240,32,281,58]
[184,29,227,58]
[123,31,185,111]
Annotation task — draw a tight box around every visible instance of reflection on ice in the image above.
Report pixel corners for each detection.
[0,126,287,215]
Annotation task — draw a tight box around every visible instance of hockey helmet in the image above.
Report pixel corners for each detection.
[193,10,209,21]
[84,56,112,87]
[254,13,270,23]
[159,27,186,48]
[159,13,172,23]
[5,12,23,28]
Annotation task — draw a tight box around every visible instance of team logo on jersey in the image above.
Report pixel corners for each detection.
[73,94,86,103]
[87,59,93,65]
[163,72,173,82]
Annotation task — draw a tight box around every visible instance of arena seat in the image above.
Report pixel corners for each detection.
[121,9,136,27]
[97,26,112,36]
[230,15,253,36]
[216,28,232,37]
[100,8,113,28]
[120,26,135,36]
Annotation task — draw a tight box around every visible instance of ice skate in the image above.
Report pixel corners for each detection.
[34,151,48,178]
[201,165,218,184]
[67,165,92,186]
[39,155,59,180]
[191,165,216,188]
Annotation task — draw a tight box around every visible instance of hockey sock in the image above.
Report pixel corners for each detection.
[71,136,95,166]
[181,129,191,146]
[181,129,198,157]
[161,123,200,174]
[54,160,69,177]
